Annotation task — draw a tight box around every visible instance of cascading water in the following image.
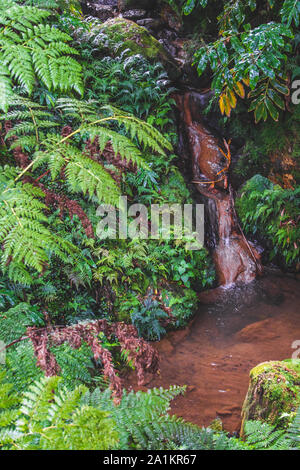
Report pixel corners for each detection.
[175,92,263,286]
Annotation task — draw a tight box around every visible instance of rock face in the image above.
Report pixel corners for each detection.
[241,359,300,436]
[84,1,118,20]
[122,9,147,19]
[98,18,181,80]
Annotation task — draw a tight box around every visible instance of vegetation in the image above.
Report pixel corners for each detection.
[0,0,299,452]
[0,373,299,450]
[0,0,213,420]
[172,0,299,121]
[236,175,300,267]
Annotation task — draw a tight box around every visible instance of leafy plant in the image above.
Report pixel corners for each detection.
[180,0,299,122]
[0,1,83,112]
[244,408,300,450]
[131,291,169,341]
[236,175,300,267]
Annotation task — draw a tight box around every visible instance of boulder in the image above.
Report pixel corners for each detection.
[122,9,147,19]
[136,18,162,31]
[98,18,181,80]
[241,359,300,436]
[85,1,117,21]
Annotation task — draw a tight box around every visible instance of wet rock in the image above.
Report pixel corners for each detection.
[214,235,260,286]
[85,1,117,21]
[96,18,181,80]
[122,9,147,19]
[136,18,162,31]
[241,359,300,436]
[158,39,177,58]
[157,29,178,42]
[175,92,263,286]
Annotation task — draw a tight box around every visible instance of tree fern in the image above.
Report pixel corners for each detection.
[0,1,83,111]
[33,136,121,205]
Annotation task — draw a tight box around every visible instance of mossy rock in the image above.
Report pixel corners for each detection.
[98,18,181,80]
[241,359,300,436]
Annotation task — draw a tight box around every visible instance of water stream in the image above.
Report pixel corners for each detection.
[175,91,262,286]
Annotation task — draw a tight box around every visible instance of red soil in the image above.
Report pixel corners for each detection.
[123,274,300,434]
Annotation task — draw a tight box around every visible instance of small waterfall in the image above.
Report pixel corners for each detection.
[175,92,263,286]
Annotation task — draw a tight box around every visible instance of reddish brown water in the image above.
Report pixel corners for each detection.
[175,92,262,286]
[124,273,300,434]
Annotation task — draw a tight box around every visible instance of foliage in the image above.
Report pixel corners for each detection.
[0,374,238,450]
[0,100,172,286]
[236,175,300,267]
[179,0,299,122]
[83,52,176,131]
[131,291,169,341]
[1,373,298,450]
[244,408,300,450]
[33,321,158,395]
[0,2,232,452]
[0,375,118,450]
[0,1,83,112]
[0,166,81,285]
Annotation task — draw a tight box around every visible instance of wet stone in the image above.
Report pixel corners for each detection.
[136,18,162,31]
[86,2,117,21]
[122,9,147,19]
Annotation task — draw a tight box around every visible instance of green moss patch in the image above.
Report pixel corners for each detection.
[241,360,300,435]
[98,18,181,79]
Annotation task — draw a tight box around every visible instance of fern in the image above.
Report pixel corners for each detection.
[56,99,173,156]
[0,302,44,344]
[0,166,79,284]
[236,176,300,267]
[244,410,300,450]
[0,1,83,111]
[287,407,300,449]
[2,375,298,450]
[0,375,118,450]
[33,136,121,205]
[4,341,43,393]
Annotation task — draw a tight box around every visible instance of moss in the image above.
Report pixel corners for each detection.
[241,360,300,436]
[98,18,181,79]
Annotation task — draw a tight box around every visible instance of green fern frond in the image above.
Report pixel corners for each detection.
[0,166,79,284]
[33,137,121,204]
[0,2,83,111]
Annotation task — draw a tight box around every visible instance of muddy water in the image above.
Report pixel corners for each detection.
[124,273,300,433]
[175,92,262,286]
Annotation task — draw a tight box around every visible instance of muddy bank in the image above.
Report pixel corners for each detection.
[123,273,300,433]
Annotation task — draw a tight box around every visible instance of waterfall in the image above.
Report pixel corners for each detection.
[175,92,263,286]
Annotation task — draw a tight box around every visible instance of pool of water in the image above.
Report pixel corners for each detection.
[124,271,300,433]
